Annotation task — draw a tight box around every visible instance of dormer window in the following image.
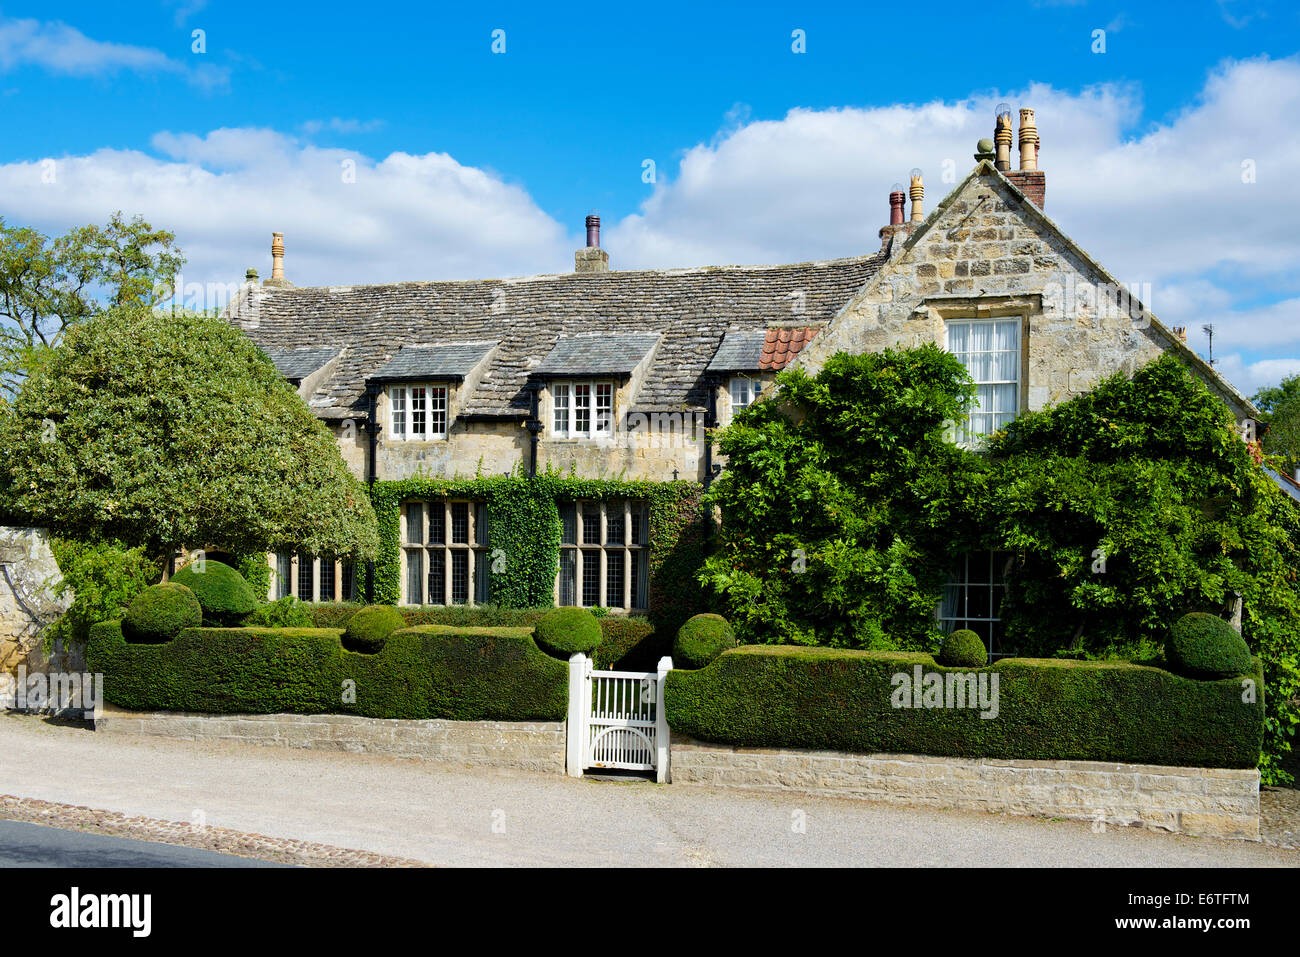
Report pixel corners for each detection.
[729,376,760,410]
[551,380,615,438]
[389,383,449,440]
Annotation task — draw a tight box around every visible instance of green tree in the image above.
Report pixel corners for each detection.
[0,305,378,567]
[703,348,1299,783]
[0,212,184,400]
[1253,373,1300,474]
[700,344,982,650]
[985,356,1300,784]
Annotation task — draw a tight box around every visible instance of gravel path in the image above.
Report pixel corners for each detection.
[1,713,1296,867]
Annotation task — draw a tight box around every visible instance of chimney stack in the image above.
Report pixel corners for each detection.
[994,103,1013,172]
[263,232,293,288]
[1018,108,1039,171]
[908,169,924,223]
[889,183,906,226]
[1001,106,1046,209]
[575,212,609,273]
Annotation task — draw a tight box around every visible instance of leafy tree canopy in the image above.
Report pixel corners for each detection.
[1,305,378,564]
[701,343,983,650]
[0,212,183,400]
[1253,373,1300,474]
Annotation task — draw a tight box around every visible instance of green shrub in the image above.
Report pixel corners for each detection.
[302,604,655,668]
[1167,613,1254,678]
[49,538,158,645]
[303,601,365,628]
[665,646,1264,769]
[593,617,659,670]
[236,553,272,600]
[170,560,256,624]
[244,596,313,629]
[938,629,987,667]
[87,621,566,720]
[532,607,602,658]
[342,605,406,653]
[673,614,736,669]
[121,583,202,643]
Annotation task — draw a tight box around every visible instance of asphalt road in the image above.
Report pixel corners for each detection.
[1,714,1295,867]
[0,819,285,867]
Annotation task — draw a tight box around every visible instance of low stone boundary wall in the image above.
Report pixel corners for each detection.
[95,706,566,775]
[670,736,1260,841]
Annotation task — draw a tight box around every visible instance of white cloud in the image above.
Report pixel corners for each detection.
[1211,354,1300,396]
[3,54,1300,395]
[0,16,227,90]
[604,56,1300,393]
[0,128,570,292]
[298,117,386,135]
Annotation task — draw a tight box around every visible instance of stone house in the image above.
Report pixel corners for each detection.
[225,108,1257,636]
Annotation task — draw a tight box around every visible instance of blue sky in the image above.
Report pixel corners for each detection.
[1,0,1299,394]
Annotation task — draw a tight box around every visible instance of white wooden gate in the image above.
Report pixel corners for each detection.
[567,654,672,783]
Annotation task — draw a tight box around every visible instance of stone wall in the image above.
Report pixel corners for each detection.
[670,736,1260,841]
[794,166,1254,424]
[0,527,72,688]
[95,706,567,775]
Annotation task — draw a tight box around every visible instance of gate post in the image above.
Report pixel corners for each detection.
[566,653,587,778]
[655,656,673,783]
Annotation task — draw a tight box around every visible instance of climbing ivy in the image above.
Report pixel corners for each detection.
[370,470,707,634]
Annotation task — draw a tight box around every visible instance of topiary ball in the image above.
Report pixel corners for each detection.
[937,629,987,667]
[122,582,202,643]
[1166,612,1252,678]
[673,614,736,669]
[532,607,603,659]
[342,604,405,653]
[170,559,257,624]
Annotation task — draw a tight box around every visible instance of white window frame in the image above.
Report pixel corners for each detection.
[550,380,615,438]
[555,500,649,612]
[388,383,449,441]
[729,376,760,411]
[400,500,491,606]
[269,552,359,603]
[944,318,1021,446]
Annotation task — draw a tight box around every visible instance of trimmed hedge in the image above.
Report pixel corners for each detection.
[342,605,405,654]
[664,646,1264,769]
[673,614,735,669]
[938,629,986,667]
[170,560,257,624]
[533,607,602,658]
[244,596,313,629]
[301,603,656,670]
[1167,613,1253,679]
[122,583,201,644]
[86,621,567,721]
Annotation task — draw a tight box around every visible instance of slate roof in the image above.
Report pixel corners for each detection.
[532,333,661,378]
[262,347,339,382]
[708,326,822,373]
[1265,466,1300,506]
[226,252,886,420]
[369,341,496,382]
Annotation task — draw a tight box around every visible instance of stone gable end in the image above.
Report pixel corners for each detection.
[794,166,1254,422]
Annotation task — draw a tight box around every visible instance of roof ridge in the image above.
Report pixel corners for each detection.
[255,251,888,295]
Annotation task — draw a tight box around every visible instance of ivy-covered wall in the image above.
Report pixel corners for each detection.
[370,473,709,635]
